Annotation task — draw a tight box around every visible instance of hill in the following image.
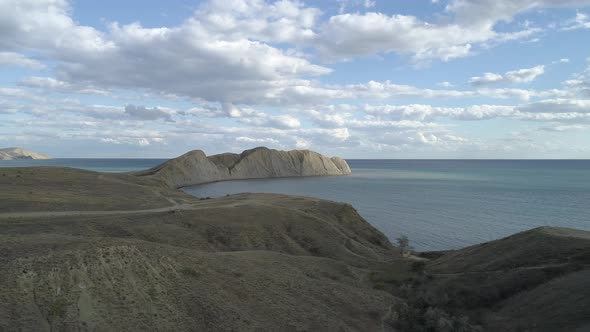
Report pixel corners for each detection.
[0,167,398,331]
[0,147,50,160]
[134,147,351,188]
[410,227,590,331]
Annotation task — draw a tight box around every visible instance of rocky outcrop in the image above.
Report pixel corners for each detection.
[135,147,352,188]
[0,147,50,160]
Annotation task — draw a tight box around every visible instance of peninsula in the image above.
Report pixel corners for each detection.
[135,147,352,188]
[0,147,50,160]
[0,148,588,331]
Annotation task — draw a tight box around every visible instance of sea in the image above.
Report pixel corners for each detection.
[2,158,589,251]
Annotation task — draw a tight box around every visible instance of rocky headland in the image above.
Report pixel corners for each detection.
[0,147,50,160]
[134,147,351,188]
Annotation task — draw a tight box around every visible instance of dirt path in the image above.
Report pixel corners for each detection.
[0,203,195,220]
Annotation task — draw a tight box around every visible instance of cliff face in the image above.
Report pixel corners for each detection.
[135,147,352,188]
[0,147,50,160]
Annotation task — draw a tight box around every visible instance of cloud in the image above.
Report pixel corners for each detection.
[505,65,546,83]
[468,72,505,85]
[314,12,485,61]
[1,0,332,105]
[561,12,590,30]
[517,98,590,114]
[437,81,455,88]
[361,98,590,123]
[566,63,590,97]
[446,0,590,27]
[195,0,321,44]
[18,76,110,96]
[99,135,163,146]
[0,52,45,69]
[537,124,590,132]
[469,65,545,85]
[237,113,302,129]
[0,0,112,54]
[188,102,303,128]
[124,104,174,121]
[235,136,280,144]
[363,104,516,121]
[310,0,588,62]
[54,20,331,104]
[342,80,567,101]
[0,0,580,108]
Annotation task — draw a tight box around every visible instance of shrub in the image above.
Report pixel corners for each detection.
[180,267,200,278]
[397,235,413,256]
[412,261,427,273]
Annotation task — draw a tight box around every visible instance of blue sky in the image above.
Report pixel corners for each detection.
[1,0,589,158]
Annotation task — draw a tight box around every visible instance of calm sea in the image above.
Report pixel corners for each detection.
[2,159,589,251]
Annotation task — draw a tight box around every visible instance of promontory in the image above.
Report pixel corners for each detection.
[0,147,50,160]
[135,146,352,188]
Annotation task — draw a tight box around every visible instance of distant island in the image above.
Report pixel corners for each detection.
[0,147,50,160]
[0,147,588,331]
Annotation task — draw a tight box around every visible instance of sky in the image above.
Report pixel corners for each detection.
[1,0,590,158]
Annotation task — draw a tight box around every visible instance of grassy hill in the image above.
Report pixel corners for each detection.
[1,166,589,331]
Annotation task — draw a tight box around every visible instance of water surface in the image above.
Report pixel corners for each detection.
[183,160,590,251]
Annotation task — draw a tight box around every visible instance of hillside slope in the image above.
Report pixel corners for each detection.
[0,147,50,160]
[134,147,351,188]
[416,227,590,331]
[0,167,398,331]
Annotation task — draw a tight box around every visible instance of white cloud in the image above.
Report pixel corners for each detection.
[310,0,589,62]
[238,113,302,129]
[447,0,590,27]
[538,124,590,131]
[314,12,487,61]
[124,104,174,121]
[361,98,590,123]
[505,65,546,83]
[0,0,578,108]
[19,76,110,96]
[518,98,590,114]
[342,80,567,101]
[100,136,162,147]
[236,136,280,144]
[194,0,321,44]
[468,72,505,85]
[566,63,590,97]
[469,65,545,85]
[561,12,590,30]
[0,52,45,69]
[363,104,516,121]
[437,81,455,88]
[1,0,332,105]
